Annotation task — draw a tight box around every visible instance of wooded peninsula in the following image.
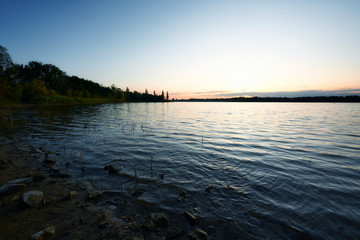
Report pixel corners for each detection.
[0,45,169,105]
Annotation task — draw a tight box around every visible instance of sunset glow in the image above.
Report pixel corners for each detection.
[1,0,359,99]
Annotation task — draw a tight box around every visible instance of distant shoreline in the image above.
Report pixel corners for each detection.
[175,95,360,103]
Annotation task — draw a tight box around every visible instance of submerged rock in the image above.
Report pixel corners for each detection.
[150,212,169,226]
[87,189,102,200]
[0,177,32,196]
[122,234,144,240]
[85,205,125,229]
[104,164,123,174]
[184,211,197,225]
[166,226,184,239]
[29,171,47,182]
[33,148,42,154]
[177,191,187,202]
[49,167,71,178]
[132,188,145,197]
[30,226,56,240]
[52,171,71,178]
[44,153,57,164]
[205,184,214,192]
[0,159,10,169]
[144,212,168,230]
[82,181,103,200]
[188,229,209,240]
[21,190,44,208]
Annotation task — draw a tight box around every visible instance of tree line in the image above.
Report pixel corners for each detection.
[0,45,169,104]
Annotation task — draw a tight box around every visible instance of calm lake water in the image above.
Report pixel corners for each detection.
[11,102,360,239]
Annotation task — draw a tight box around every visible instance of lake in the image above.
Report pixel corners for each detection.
[11,102,360,239]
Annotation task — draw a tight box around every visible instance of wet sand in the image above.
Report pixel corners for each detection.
[0,136,239,240]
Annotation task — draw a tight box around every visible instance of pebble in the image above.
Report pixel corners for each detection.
[108,205,116,210]
[193,206,200,212]
[68,190,77,199]
[34,149,42,154]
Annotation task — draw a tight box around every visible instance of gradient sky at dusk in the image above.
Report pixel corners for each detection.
[1,0,359,99]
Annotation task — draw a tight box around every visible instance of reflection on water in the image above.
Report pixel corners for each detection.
[11,102,360,239]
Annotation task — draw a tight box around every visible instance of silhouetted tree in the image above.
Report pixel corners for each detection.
[0,45,13,77]
[125,87,130,101]
[166,91,169,101]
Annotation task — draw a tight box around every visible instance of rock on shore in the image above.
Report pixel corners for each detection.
[0,177,32,196]
[30,226,56,240]
[20,190,44,208]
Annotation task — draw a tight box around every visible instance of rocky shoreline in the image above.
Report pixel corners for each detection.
[0,136,239,240]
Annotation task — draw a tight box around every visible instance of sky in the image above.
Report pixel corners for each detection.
[1,0,360,99]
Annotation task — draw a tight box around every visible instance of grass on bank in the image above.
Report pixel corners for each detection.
[0,95,121,131]
[0,95,118,132]
[0,95,120,108]
[0,108,15,132]
[32,95,114,105]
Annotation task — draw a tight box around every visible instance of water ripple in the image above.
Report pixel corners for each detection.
[11,102,360,240]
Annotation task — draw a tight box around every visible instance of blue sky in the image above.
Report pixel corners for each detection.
[1,0,360,99]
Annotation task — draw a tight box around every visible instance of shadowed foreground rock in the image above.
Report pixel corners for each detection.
[30,226,56,240]
[20,190,44,208]
[0,177,31,195]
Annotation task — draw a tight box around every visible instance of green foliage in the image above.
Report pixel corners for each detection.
[29,79,48,96]
[0,77,10,99]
